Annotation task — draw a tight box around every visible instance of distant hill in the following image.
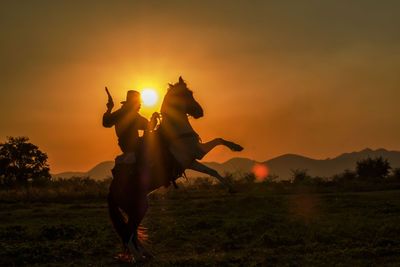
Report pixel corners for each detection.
[188,148,400,179]
[52,161,113,180]
[86,161,113,179]
[263,148,400,179]
[52,148,400,180]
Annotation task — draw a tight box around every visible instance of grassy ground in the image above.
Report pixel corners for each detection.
[1,184,399,266]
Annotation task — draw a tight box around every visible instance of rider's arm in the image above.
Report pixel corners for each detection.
[103,87,117,128]
[102,109,121,128]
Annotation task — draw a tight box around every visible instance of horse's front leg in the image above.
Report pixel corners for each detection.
[189,161,236,193]
[199,138,243,157]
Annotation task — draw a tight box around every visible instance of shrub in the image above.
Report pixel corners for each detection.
[291,169,311,184]
[332,169,357,183]
[356,156,391,181]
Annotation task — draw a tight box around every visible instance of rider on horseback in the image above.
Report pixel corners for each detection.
[105,79,243,262]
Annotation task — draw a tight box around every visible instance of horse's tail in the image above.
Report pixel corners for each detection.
[107,191,129,244]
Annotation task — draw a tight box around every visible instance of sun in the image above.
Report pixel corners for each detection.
[141,88,158,106]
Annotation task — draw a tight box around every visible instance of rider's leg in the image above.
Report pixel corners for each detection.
[189,160,234,189]
[199,138,243,157]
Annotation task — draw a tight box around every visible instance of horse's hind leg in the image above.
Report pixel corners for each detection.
[199,138,243,157]
[126,196,150,262]
[189,161,235,192]
[126,227,141,261]
[107,193,130,244]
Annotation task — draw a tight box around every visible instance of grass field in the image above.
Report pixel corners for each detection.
[1,183,400,266]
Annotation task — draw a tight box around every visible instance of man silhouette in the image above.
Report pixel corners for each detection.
[103,88,157,166]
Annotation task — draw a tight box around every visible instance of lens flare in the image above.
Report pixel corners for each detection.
[252,163,269,180]
[141,89,158,106]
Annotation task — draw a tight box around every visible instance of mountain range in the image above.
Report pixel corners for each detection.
[52,148,400,180]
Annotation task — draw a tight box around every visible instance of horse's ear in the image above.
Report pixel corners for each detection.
[179,76,184,84]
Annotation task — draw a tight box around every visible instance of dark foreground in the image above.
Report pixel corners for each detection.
[1,185,400,266]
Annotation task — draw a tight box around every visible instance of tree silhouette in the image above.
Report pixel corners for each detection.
[291,169,310,184]
[0,136,50,187]
[356,156,391,181]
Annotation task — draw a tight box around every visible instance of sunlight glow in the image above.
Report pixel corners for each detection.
[141,89,158,106]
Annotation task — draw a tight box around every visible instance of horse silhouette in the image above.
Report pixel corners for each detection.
[107,77,243,262]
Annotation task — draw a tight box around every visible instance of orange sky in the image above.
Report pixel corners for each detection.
[1,1,400,173]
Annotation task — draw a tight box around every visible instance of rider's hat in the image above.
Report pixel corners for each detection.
[121,90,140,104]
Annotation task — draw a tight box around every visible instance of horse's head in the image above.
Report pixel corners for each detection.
[161,76,204,119]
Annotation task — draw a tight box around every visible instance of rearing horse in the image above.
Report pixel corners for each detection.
[107,77,243,262]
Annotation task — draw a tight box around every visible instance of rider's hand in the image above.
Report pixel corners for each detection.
[151,112,160,120]
[105,87,114,111]
[150,112,160,130]
[106,101,114,112]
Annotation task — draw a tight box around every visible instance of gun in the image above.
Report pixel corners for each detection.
[105,87,114,110]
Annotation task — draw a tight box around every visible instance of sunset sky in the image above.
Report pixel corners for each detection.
[1,1,400,173]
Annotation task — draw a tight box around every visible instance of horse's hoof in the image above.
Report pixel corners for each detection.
[227,142,243,152]
[114,253,132,262]
[234,145,244,152]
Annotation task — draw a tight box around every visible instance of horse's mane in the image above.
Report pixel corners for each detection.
[160,77,189,115]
